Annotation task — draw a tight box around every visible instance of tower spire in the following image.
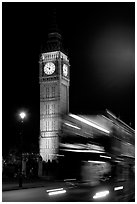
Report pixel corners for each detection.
[45,8,63,52]
[48,8,59,34]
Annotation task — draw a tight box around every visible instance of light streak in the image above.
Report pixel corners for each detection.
[100,155,111,159]
[48,190,66,196]
[106,110,135,132]
[60,143,84,149]
[106,109,117,119]
[69,114,110,134]
[88,160,105,164]
[114,186,124,191]
[93,190,109,199]
[64,178,76,181]
[47,188,64,192]
[64,122,80,130]
[61,148,104,153]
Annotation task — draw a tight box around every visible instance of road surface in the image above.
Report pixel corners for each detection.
[3,180,135,202]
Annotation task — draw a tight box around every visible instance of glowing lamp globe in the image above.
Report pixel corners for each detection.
[19,112,26,120]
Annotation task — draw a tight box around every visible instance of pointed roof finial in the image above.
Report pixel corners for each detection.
[48,7,60,34]
[45,7,64,52]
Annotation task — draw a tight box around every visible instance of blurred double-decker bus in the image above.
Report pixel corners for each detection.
[57,110,135,201]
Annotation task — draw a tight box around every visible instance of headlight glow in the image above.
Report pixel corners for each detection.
[114,186,123,191]
[46,188,66,196]
[48,189,66,196]
[93,190,109,199]
[47,188,64,192]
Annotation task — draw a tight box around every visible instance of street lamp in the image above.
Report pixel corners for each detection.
[19,112,26,120]
[18,111,26,187]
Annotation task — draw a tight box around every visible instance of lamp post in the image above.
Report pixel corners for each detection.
[18,111,26,187]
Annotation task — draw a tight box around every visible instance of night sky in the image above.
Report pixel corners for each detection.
[2,2,135,156]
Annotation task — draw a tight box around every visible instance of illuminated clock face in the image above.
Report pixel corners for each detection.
[63,64,68,77]
[44,62,55,75]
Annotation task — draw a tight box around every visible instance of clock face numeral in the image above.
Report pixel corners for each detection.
[63,64,68,77]
[44,62,55,75]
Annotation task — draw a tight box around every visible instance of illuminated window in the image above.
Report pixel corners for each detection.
[45,121,47,131]
[52,121,53,130]
[47,104,48,115]
[47,139,49,149]
[49,120,51,131]
[49,104,52,114]
[46,87,49,98]
[47,104,49,114]
[52,120,56,130]
[53,138,55,149]
[52,105,53,114]
[46,104,47,114]
[47,120,49,131]
[52,104,55,114]
[45,104,46,114]
[52,86,55,97]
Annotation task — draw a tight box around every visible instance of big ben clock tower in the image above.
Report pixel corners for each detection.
[39,30,70,162]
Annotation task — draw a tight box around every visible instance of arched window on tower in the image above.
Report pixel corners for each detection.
[52,86,55,97]
[46,87,49,98]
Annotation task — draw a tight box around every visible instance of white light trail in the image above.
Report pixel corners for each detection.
[114,186,123,191]
[69,114,110,134]
[64,178,76,181]
[106,110,117,119]
[100,155,111,159]
[93,190,109,199]
[64,122,81,130]
[48,190,66,196]
[60,143,84,149]
[61,148,104,154]
[106,110,135,132]
[88,160,105,164]
[46,188,64,192]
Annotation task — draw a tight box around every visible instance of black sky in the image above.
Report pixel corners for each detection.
[2,2,135,155]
